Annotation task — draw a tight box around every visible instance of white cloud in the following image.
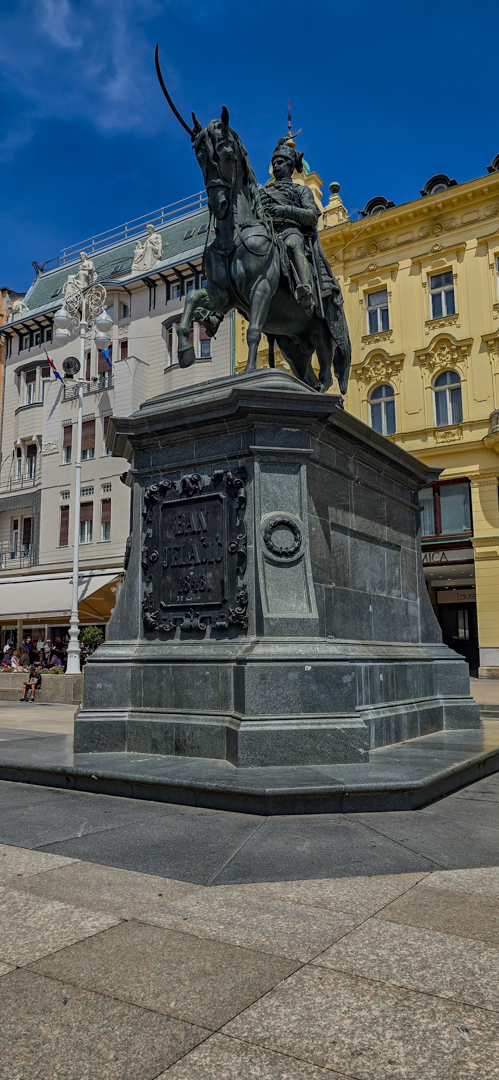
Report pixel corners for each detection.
[39,0,81,48]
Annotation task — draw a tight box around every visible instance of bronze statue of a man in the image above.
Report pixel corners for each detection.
[259,137,319,315]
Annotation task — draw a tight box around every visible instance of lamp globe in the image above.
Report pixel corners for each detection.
[53,308,72,331]
[95,310,113,334]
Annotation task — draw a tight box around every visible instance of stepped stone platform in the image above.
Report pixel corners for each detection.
[0,722,498,814]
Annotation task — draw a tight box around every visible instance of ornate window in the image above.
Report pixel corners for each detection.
[433,370,462,426]
[429,271,455,319]
[366,289,389,334]
[369,384,396,436]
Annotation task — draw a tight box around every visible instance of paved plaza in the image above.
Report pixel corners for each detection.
[1,693,499,1077]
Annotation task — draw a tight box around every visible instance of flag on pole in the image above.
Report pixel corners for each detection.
[102,348,112,369]
[44,349,64,383]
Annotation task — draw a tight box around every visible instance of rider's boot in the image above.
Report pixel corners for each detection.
[294,282,315,315]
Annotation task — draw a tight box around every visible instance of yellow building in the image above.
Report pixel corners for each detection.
[235,154,499,677]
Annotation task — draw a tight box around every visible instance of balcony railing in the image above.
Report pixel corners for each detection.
[0,545,36,571]
[35,191,208,273]
[63,372,113,401]
[0,465,41,496]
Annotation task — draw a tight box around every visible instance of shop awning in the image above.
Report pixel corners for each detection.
[0,570,122,623]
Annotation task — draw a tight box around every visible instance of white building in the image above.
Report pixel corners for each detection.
[0,193,233,646]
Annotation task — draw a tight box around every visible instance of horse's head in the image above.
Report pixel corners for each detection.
[155,47,261,222]
[194,109,239,220]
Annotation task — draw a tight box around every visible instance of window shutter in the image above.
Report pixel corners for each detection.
[41,366,50,378]
[25,369,36,384]
[120,340,128,360]
[80,502,93,523]
[98,343,112,373]
[59,506,69,546]
[103,415,110,437]
[26,444,37,458]
[85,352,91,379]
[199,326,210,341]
[63,425,72,448]
[101,498,111,524]
[81,420,95,452]
[22,517,32,545]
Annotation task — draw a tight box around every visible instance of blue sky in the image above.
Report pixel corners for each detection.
[1,0,498,291]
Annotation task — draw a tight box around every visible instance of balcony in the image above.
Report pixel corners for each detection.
[63,373,113,401]
[0,545,36,571]
[0,464,41,497]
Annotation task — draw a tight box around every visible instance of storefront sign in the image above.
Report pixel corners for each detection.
[422,548,473,566]
[437,589,476,604]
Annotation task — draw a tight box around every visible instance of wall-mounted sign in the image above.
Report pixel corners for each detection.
[437,588,476,604]
[422,548,473,566]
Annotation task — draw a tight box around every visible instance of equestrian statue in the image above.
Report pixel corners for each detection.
[155,47,351,394]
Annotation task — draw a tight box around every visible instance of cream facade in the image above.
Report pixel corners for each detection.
[0,199,233,644]
[235,155,499,677]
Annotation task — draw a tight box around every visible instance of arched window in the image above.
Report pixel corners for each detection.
[433,370,462,427]
[369,384,396,436]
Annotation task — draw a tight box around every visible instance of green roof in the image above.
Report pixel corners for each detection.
[23,207,210,315]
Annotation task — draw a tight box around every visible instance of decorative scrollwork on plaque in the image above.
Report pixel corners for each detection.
[263,516,302,559]
[141,466,248,635]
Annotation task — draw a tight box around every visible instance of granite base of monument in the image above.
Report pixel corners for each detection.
[74,369,479,766]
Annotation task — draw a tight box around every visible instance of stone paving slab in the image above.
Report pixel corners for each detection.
[6,859,204,919]
[423,865,499,896]
[0,886,119,965]
[213,871,428,918]
[314,916,499,1010]
[1,841,499,1078]
[30,920,300,1029]
[0,968,207,1080]
[0,841,76,882]
[223,965,499,1079]
[161,1032,345,1078]
[377,881,499,945]
[139,887,360,961]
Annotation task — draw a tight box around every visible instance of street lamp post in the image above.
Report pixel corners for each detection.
[53,283,112,674]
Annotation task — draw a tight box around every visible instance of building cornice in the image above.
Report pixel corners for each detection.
[320,171,499,257]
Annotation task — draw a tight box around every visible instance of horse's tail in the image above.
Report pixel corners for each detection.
[267,334,275,368]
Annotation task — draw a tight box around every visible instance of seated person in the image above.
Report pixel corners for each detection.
[11,649,24,671]
[50,651,62,668]
[2,648,14,668]
[20,665,42,702]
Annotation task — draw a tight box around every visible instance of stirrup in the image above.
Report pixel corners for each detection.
[294,283,314,313]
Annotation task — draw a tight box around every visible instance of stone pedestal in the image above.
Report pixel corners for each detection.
[75,369,479,765]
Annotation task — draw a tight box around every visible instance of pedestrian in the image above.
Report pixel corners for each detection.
[20,665,42,702]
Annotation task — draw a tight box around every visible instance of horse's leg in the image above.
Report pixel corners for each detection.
[314,320,334,393]
[177,283,228,368]
[245,278,272,372]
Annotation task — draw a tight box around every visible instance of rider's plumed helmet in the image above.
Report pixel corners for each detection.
[271,137,304,174]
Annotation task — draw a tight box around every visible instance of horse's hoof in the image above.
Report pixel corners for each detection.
[178,346,197,369]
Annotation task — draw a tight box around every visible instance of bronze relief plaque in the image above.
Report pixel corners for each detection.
[141,469,247,634]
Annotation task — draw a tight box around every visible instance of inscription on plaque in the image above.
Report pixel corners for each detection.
[161,494,225,607]
[141,468,247,635]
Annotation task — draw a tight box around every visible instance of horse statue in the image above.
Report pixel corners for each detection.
[155,48,351,394]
